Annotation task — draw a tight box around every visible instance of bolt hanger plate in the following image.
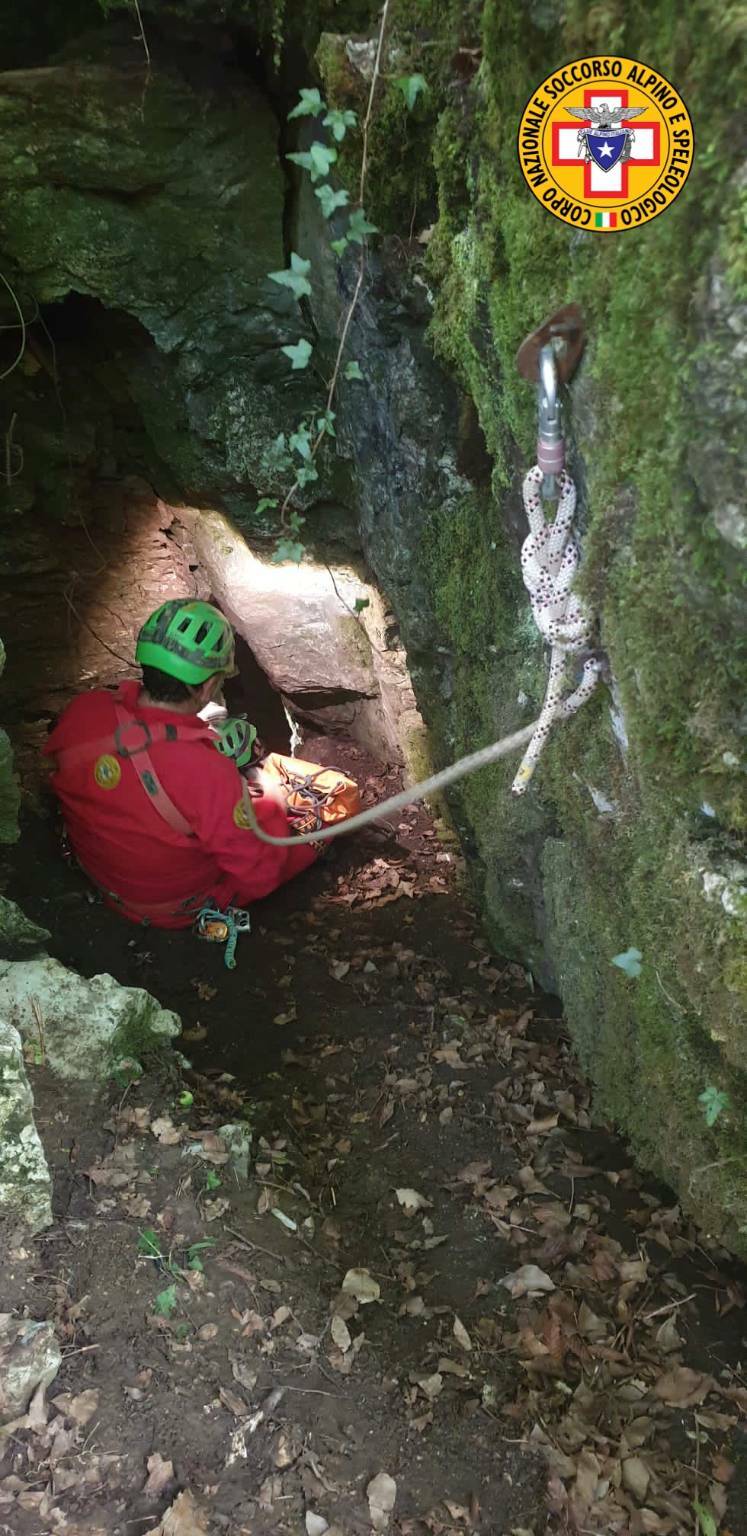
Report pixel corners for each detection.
[516,303,585,384]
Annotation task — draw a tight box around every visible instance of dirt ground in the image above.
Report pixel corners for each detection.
[2,734,747,1536]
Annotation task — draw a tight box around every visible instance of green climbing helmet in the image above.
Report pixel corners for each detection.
[136,599,235,685]
[212,716,258,770]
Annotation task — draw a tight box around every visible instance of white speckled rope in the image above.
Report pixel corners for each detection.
[511,466,600,796]
[236,465,598,846]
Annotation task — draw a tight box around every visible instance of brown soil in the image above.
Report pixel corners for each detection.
[2,737,747,1536]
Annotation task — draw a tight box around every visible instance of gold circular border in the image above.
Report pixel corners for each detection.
[517,55,694,233]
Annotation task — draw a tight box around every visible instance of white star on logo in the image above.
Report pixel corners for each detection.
[599,140,614,158]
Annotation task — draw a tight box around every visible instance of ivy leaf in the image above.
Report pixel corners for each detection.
[698,1086,729,1128]
[344,359,364,381]
[268,251,312,301]
[330,236,349,257]
[316,409,336,438]
[154,1283,178,1317]
[322,106,357,141]
[288,510,306,532]
[611,947,643,978]
[289,426,312,459]
[315,183,350,219]
[267,437,293,473]
[296,464,319,487]
[396,73,428,111]
[354,597,370,614]
[346,207,379,244]
[288,87,326,120]
[255,496,278,516]
[273,538,306,565]
[281,337,313,371]
[310,140,338,181]
[289,142,337,182]
[693,1502,718,1536]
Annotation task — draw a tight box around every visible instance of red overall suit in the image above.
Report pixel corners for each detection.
[44,682,317,927]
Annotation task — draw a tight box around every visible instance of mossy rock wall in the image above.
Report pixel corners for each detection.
[319,0,746,1247]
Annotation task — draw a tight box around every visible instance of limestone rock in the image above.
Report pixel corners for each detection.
[183,509,375,700]
[0,896,51,958]
[0,1314,60,1423]
[0,1022,52,1237]
[0,958,181,1081]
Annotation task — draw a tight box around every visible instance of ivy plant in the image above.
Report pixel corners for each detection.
[261,56,425,563]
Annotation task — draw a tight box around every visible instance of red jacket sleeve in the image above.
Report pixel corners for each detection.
[175,751,318,903]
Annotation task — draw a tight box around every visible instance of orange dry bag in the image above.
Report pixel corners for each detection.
[258,752,361,835]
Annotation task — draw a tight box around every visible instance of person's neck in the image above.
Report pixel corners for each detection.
[138,688,200,716]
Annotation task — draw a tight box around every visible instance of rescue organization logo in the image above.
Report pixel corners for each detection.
[517,57,693,232]
[233,798,252,830]
[94,753,121,790]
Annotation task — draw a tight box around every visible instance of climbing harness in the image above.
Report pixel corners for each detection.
[195,903,251,969]
[511,316,601,794]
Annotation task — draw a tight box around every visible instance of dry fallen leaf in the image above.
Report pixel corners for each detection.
[413,1371,443,1400]
[621,1456,650,1503]
[395,1187,432,1215]
[653,1366,714,1407]
[67,1389,100,1427]
[573,1447,601,1509]
[341,1268,380,1305]
[453,1315,472,1352]
[151,1116,183,1146]
[367,1471,397,1532]
[330,1315,352,1353]
[145,1490,209,1536]
[499,1264,556,1298]
[306,1514,329,1536]
[219,1385,249,1419]
[143,1453,175,1499]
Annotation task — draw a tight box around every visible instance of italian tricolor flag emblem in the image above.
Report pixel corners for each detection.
[594,211,617,228]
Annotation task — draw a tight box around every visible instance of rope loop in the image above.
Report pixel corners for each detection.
[511,466,601,795]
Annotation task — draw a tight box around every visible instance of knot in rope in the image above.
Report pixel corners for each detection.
[512,466,601,796]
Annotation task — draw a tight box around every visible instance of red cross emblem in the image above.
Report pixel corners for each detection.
[551,89,661,200]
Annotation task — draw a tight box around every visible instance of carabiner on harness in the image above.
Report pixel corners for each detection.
[195,904,251,969]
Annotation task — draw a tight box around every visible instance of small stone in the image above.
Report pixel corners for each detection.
[0,1317,60,1423]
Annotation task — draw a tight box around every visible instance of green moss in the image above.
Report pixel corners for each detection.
[349,0,747,1246]
[316,1,461,231]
